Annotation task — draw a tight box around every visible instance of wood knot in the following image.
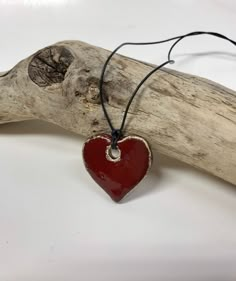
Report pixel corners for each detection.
[87,84,100,103]
[28,46,74,87]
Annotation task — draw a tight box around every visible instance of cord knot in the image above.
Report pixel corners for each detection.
[111,129,122,149]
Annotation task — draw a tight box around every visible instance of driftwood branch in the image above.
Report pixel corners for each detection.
[0,40,236,185]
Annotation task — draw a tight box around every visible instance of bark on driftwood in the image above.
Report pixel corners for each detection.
[0,40,235,185]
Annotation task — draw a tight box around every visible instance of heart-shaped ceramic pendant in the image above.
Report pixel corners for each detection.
[83,134,152,202]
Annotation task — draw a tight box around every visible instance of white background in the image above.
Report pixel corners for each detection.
[0,1,236,280]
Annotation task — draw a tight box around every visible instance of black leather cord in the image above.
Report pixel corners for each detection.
[99,31,236,149]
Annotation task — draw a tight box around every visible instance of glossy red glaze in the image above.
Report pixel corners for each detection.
[83,134,152,202]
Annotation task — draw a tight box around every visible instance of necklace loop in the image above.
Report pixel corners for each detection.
[99,31,236,142]
[111,128,122,149]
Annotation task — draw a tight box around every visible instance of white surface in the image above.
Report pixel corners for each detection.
[0,1,236,281]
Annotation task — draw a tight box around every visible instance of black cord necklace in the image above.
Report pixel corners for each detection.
[83,31,236,202]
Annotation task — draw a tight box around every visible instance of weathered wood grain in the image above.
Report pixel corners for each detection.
[0,40,235,185]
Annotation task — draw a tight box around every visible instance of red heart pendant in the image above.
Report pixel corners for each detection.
[83,134,152,202]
